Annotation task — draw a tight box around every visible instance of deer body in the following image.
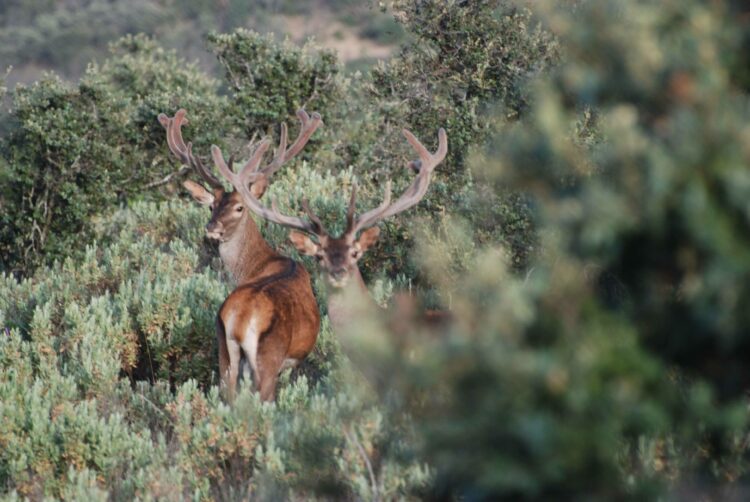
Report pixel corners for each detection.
[216,255,319,400]
[159,109,322,401]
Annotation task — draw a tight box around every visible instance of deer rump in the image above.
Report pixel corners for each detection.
[215,258,320,400]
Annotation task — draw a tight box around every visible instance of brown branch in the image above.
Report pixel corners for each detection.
[343,426,380,502]
[144,165,191,189]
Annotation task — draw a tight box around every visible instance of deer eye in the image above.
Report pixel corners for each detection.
[235,205,243,213]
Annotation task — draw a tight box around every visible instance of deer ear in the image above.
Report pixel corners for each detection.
[356,227,380,253]
[289,231,319,256]
[250,175,270,199]
[183,180,215,206]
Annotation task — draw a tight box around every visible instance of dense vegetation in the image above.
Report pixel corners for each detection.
[1,0,750,499]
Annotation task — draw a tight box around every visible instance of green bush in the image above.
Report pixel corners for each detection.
[0,35,224,274]
[207,29,345,141]
[487,0,750,403]
[287,0,750,498]
[334,0,560,278]
[0,197,426,500]
[375,0,558,173]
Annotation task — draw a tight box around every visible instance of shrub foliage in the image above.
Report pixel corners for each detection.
[2,0,750,500]
[0,35,225,273]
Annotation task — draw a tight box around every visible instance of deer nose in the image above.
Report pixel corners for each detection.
[330,268,347,282]
[205,222,224,240]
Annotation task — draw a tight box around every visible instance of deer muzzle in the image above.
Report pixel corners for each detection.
[328,268,349,288]
[205,221,225,241]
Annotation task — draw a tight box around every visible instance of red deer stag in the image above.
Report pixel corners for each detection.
[158,109,322,401]
[158,109,321,283]
[210,126,448,330]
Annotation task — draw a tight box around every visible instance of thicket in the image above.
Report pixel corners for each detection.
[0,199,425,499]
[1,1,550,283]
[206,29,345,146]
[0,35,226,273]
[2,0,750,500]
[317,0,750,498]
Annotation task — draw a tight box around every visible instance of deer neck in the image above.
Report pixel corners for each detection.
[219,215,277,284]
[348,266,368,294]
[325,266,372,330]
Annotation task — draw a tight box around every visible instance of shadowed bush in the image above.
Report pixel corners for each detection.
[4,0,750,499]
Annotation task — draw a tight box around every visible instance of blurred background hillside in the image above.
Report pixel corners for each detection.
[0,0,403,87]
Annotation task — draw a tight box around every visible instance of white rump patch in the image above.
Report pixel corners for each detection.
[223,311,242,384]
[240,316,261,378]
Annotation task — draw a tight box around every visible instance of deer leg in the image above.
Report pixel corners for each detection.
[255,335,287,402]
[216,315,230,389]
[237,317,262,395]
[225,336,241,402]
[257,362,282,402]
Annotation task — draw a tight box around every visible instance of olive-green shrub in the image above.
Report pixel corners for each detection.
[288,0,750,499]
[0,196,425,500]
[332,0,561,278]
[207,29,345,141]
[0,35,225,274]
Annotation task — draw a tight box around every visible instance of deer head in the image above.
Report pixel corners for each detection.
[158,109,322,243]
[288,185,390,288]
[210,126,448,289]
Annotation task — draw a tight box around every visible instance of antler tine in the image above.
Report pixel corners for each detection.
[240,139,271,178]
[256,109,323,178]
[211,143,319,235]
[269,198,320,234]
[158,109,224,189]
[157,111,187,162]
[348,181,393,235]
[301,198,328,236]
[186,142,223,185]
[252,122,288,176]
[403,127,448,166]
[345,182,358,233]
[285,110,323,159]
[380,127,448,219]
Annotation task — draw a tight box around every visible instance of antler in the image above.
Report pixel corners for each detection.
[237,109,323,179]
[158,109,322,191]
[340,126,448,236]
[209,110,324,234]
[379,127,448,219]
[212,121,447,241]
[344,181,393,236]
[158,109,223,190]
